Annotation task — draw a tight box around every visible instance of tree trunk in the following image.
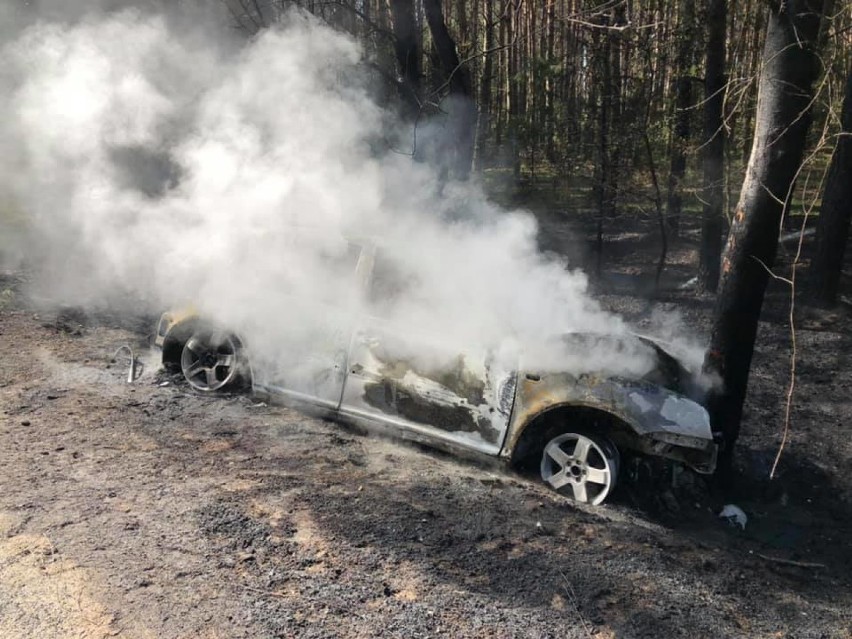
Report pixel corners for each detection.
[508,1,521,179]
[595,20,612,274]
[811,65,852,306]
[544,0,556,162]
[665,0,695,239]
[423,0,477,180]
[389,0,422,118]
[704,0,824,475]
[494,0,508,149]
[477,0,495,169]
[698,0,726,292]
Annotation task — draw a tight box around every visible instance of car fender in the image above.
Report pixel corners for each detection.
[154,306,200,349]
[503,371,714,459]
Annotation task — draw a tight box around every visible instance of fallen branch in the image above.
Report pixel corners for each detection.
[558,569,594,639]
[111,345,137,384]
[756,553,826,569]
[240,585,290,599]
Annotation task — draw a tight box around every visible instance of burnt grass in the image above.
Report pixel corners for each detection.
[1,216,852,638]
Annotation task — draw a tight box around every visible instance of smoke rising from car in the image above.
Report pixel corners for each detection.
[0,7,699,380]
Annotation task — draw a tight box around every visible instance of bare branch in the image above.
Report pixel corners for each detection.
[220,0,253,31]
[313,1,398,42]
[751,255,794,286]
[251,0,267,28]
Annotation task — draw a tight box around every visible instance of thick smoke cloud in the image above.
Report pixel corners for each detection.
[0,6,698,379]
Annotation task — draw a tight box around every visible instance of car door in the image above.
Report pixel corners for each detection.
[338,252,518,455]
[249,240,366,411]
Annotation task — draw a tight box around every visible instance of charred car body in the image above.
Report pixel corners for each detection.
[154,243,716,505]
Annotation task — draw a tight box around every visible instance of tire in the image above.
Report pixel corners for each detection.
[179,329,245,392]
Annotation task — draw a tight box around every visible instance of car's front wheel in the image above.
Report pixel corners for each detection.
[539,432,620,505]
[180,330,245,392]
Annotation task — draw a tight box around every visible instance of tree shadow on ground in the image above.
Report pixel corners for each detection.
[228,436,852,639]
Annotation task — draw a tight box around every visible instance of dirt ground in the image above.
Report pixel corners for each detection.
[1,252,852,638]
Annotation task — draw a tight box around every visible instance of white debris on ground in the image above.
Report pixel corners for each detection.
[718,504,748,530]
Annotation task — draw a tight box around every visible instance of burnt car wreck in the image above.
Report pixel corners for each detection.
[154,244,717,506]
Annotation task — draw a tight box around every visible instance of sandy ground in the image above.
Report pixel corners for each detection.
[1,272,851,638]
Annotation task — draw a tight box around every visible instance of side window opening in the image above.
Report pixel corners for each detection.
[368,252,415,316]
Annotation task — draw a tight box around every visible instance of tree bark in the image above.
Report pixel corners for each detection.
[698,0,726,292]
[704,0,824,475]
[423,0,477,180]
[810,65,852,306]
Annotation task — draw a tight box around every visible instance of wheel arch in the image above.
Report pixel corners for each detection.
[161,318,208,367]
[508,403,641,469]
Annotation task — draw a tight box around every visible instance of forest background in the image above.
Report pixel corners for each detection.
[221,0,851,467]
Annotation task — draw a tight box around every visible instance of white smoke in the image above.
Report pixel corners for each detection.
[0,6,682,380]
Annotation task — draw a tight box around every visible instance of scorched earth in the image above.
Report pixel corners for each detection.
[0,275,851,638]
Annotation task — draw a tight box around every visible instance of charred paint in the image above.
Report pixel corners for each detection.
[360,352,500,444]
[373,355,486,406]
[497,372,518,417]
[363,379,499,443]
[505,373,622,455]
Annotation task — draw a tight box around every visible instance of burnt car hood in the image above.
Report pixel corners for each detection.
[538,331,699,397]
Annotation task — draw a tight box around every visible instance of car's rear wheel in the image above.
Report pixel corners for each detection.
[539,432,619,505]
[180,330,244,392]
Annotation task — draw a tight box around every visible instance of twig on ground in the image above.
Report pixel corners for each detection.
[241,585,290,599]
[558,568,594,638]
[756,553,826,569]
